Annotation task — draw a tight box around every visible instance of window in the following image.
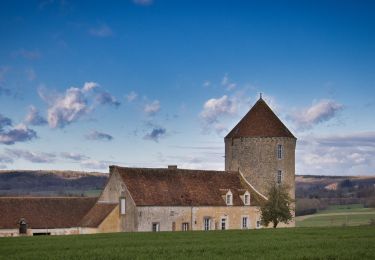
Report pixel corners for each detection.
[277,170,282,184]
[221,218,227,230]
[242,217,248,229]
[120,198,126,215]
[172,222,176,231]
[225,190,233,206]
[277,144,283,159]
[256,220,261,229]
[226,194,232,204]
[182,222,189,231]
[152,222,160,232]
[204,218,211,231]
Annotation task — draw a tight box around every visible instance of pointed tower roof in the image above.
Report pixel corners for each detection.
[225,96,296,139]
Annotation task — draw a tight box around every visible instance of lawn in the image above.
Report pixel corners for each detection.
[296,205,375,227]
[1,226,375,259]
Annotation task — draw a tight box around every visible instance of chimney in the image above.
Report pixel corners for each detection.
[168,165,178,170]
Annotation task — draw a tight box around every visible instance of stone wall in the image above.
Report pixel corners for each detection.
[98,205,121,233]
[135,206,267,232]
[225,136,296,200]
[98,169,137,232]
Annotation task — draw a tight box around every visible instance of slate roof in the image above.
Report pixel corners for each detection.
[79,203,118,228]
[112,166,264,207]
[0,197,97,229]
[225,97,295,139]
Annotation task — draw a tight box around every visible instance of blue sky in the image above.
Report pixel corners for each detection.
[0,0,374,175]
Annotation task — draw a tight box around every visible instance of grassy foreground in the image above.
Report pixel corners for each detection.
[1,226,375,259]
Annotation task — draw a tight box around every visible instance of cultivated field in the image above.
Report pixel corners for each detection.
[296,204,375,227]
[1,226,375,259]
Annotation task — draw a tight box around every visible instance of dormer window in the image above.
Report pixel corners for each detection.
[241,191,250,206]
[225,190,233,206]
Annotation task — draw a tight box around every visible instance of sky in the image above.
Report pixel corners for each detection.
[0,0,374,176]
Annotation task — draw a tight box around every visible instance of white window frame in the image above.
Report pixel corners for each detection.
[277,170,282,184]
[277,144,283,159]
[242,191,250,206]
[204,218,211,231]
[242,216,249,229]
[225,190,233,206]
[256,220,262,229]
[120,198,126,215]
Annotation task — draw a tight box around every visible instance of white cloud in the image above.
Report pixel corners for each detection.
[125,91,138,102]
[44,86,90,128]
[199,95,238,134]
[89,24,113,37]
[61,152,89,161]
[39,82,119,128]
[144,100,161,116]
[5,148,56,163]
[24,105,47,126]
[80,159,109,170]
[82,82,99,92]
[289,99,343,130]
[297,132,375,175]
[200,95,236,124]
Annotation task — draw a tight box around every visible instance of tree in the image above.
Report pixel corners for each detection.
[260,183,294,228]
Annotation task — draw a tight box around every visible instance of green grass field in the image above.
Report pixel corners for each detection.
[1,226,375,259]
[296,205,375,227]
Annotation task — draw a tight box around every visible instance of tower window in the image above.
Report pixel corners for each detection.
[277,144,283,159]
[277,170,282,184]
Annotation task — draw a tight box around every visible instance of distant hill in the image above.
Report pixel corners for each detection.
[0,170,107,197]
[296,175,375,199]
[1,170,374,199]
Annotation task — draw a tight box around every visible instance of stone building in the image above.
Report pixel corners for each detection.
[0,96,296,236]
[225,96,296,217]
[0,197,97,237]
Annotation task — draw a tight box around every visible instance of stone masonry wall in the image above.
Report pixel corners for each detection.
[225,137,296,200]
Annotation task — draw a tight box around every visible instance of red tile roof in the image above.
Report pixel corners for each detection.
[0,197,97,229]
[112,166,264,207]
[225,98,295,139]
[79,203,117,228]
